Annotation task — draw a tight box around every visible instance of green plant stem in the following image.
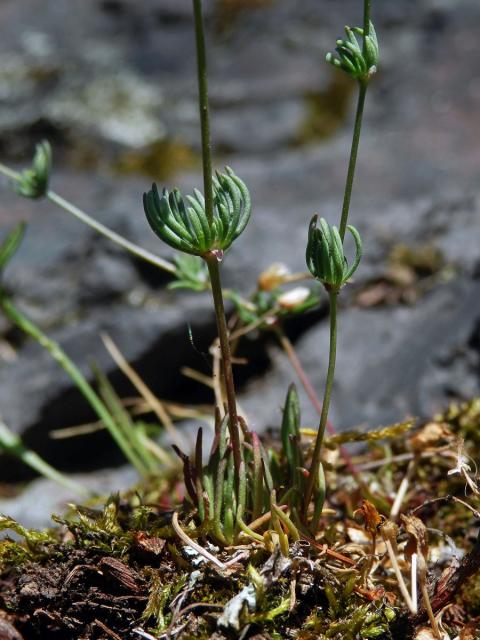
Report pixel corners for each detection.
[338,82,367,241]
[274,325,363,480]
[302,0,372,525]
[0,294,148,476]
[274,326,336,436]
[192,0,241,472]
[0,163,176,274]
[192,0,214,225]
[0,418,89,497]
[205,256,241,472]
[364,0,371,37]
[47,191,175,273]
[303,290,338,524]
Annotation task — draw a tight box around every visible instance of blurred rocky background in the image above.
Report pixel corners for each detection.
[0,0,479,525]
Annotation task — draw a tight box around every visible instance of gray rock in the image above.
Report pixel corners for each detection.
[0,0,479,521]
[241,279,480,432]
[0,465,138,530]
[0,293,216,478]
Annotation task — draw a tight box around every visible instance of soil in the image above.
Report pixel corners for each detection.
[1,400,480,640]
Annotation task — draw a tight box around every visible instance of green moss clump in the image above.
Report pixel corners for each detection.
[295,75,355,146]
[114,139,199,180]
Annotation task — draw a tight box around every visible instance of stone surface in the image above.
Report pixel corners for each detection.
[0,465,138,531]
[0,0,479,526]
[241,279,480,432]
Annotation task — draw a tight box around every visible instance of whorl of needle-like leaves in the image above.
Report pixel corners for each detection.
[143,167,251,256]
[326,21,379,84]
[306,215,362,292]
[17,141,52,199]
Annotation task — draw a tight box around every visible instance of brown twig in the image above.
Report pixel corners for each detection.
[301,536,357,566]
[430,531,480,613]
[171,511,226,570]
[94,620,123,640]
[411,494,480,519]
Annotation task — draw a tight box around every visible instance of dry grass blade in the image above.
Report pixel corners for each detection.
[171,512,226,570]
[136,431,175,467]
[390,458,416,519]
[50,420,105,439]
[101,332,185,450]
[181,366,215,389]
[211,343,225,413]
[380,520,417,613]
[125,397,212,422]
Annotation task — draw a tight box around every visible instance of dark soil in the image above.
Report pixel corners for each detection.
[1,551,151,639]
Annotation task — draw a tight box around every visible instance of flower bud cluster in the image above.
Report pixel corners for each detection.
[143,167,251,257]
[17,141,52,199]
[326,21,379,84]
[305,215,362,292]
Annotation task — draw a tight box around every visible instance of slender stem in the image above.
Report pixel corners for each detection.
[390,458,416,519]
[0,162,176,274]
[384,538,416,613]
[363,0,371,38]
[411,553,418,610]
[192,0,214,224]
[301,0,372,522]
[192,1,241,471]
[338,82,367,241]
[274,325,364,479]
[101,332,185,449]
[47,191,176,273]
[274,326,335,434]
[0,294,148,476]
[303,291,338,522]
[171,511,226,570]
[0,163,20,182]
[205,256,241,472]
[420,577,442,639]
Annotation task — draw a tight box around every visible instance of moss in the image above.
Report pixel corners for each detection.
[213,0,276,32]
[143,569,188,632]
[294,74,355,145]
[459,572,480,617]
[439,397,480,443]
[0,514,57,566]
[2,399,480,638]
[300,588,395,640]
[114,139,199,180]
[388,243,444,278]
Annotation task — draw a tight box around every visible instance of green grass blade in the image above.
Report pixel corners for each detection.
[0,294,147,477]
[94,365,156,476]
[0,418,89,497]
[0,222,26,273]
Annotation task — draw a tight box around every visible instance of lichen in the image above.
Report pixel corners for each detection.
[295,74,355,145]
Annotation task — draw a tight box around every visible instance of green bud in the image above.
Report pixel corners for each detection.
[17,141,52,199]
[281,383,301,473]
[327,21,379,83]
[305,215,362,292]
[384,607,396,622]
[364,22,380,72]
[361,625,389,639]
[143,167,251,257]
[169,254,209,292]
